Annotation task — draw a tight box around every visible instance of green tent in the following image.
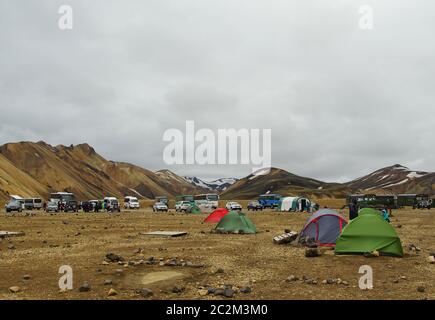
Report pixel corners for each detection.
[187,204,202,214]
[215,211,257,234]
[335,208,403,257]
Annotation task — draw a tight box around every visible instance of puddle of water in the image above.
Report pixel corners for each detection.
[141,271,184,285]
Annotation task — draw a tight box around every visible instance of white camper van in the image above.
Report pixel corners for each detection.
[124,196,140,209]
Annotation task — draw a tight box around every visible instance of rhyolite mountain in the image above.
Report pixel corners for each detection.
[0,141,205,201]
[0,141,433,201]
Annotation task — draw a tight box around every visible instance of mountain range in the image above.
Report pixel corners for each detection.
[0,141,433,201]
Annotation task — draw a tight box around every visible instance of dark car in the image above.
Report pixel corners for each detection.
[80,201,93,212]
[64,200,78,212]
[247,201,263,211]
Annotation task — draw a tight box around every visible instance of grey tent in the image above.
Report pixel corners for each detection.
[299,209,347,246]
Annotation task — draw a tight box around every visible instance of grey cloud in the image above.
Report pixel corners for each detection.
[0,0,434,181]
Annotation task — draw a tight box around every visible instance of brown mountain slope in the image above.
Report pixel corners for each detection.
[345,164,434,194]
[220,167,346,199]
[0,142,204,201]
[0,153,48,200]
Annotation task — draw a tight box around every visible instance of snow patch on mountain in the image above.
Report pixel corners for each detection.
[183,176,237,191]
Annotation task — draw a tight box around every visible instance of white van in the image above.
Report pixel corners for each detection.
[124,196,140,209]
[24,198,43,210]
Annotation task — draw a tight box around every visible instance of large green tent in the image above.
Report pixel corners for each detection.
[335,208,403,257]
[215,211,257,234]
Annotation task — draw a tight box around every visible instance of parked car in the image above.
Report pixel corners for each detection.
[124,196,140,209]
[226,201,242,211]
[153,202,169,212]
[5,199,24,213]
[104,197,121,213]
[247,201,263,211]
[45,201,59,213]
[64,200,78,212]
[175,201,192,212]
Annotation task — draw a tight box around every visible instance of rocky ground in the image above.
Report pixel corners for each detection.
[0,206,433,300]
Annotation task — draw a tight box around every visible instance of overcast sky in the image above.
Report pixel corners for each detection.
[1,1,434,182]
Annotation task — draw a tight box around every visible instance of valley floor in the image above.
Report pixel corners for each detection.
[0,207,433,300]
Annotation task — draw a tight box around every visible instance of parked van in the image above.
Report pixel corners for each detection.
[23,198,43,210]
[124,196,140,209]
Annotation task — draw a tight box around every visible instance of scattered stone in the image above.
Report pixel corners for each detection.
[9,286,20,293]
[135,248,144,254]
[417,286,425,293]
[207,287,216,294]
[304,279,318,285]
[171,286,184,294]
[115,269,124,274]
[240,286,251,294]
[363,251,380,258]
[305,248,320,257]
[342,281,349,286]
[108,288,118,296]
[102,261,110,265]
[22,275,31,280]
[214,288,225,296]
[408,244,421,252]
[216,267,224,274]
[286,275,298,282]
[426,256,435,264]
[104,279,113,285]
[326,278,336,285]
[396,224,402,228]
[62,221,69,225]
[105,253,124,262]
[223,288,235,298]
[198,289,208,296]
[79,282,91,292]
[136,288,153,298]
[74,232,81,236]
[7,244,15,250]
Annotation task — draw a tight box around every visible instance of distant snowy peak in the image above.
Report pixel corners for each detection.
[346,164,430,191]
[183,176,238,192]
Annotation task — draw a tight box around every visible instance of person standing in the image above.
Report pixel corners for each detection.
[349,200,358,220]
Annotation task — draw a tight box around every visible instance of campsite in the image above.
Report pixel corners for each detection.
[0,200,433,300]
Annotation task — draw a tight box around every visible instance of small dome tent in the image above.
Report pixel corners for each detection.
[215,211,257,234]
[299,209,347,246]
[187,204,202,214]
[204,208,229,223]
[335,208,403,257]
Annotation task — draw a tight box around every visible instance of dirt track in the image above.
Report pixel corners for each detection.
[0,206,433,300]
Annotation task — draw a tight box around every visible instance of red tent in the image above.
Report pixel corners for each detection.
[204,208,229,223]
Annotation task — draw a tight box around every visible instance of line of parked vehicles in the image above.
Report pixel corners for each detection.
[4,193,143,213]
[346,193,435,210]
